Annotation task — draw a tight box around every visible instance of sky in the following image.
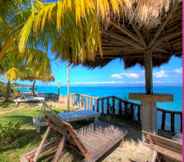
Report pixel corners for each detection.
[36,52,182,87]
[9,47,181,87]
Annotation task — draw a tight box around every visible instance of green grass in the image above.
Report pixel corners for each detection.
[0,102,66,162]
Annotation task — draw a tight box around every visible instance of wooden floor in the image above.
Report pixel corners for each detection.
[76,121,127,161]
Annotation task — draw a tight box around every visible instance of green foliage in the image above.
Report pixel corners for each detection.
[0,121,21,145]
[0,82,6,96]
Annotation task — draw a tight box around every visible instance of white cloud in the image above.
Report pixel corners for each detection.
[111,74,123,79]
[111,72,140,79]
[153,70,168,78]
[174,68,182,74]
[72,81,125,85]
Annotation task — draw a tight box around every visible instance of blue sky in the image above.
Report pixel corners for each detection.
[41,52,182,87]
[13,51,182,87]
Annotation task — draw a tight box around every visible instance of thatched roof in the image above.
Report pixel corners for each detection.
[65,1,181,68]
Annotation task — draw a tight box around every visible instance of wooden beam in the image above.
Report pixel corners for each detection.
[104,32,144,50]
[109,21,144,47]
[33,127,51,162]
[150,31,181,51]
[148,4,178,49]
[131,23,147,48]
[144,52,153,94]
[52,136,66,162]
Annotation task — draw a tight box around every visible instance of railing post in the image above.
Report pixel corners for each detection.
[171,112,175,133]
[107,98,110,115]
[137,105,141,123]
[124,102,128,115]
[86,97,89,111]
[90,97,93,111]
[130,104,134,120]
[180,113,182,133]
[96,99,99,112]
[119,100,122,116]
[101,99,104,115]
[161,111,166,131]
[112,96,115,115]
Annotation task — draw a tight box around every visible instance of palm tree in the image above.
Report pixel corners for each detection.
[0,0,36,66]
[0,48,52,99]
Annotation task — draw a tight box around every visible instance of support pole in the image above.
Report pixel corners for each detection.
[144,52,153,94]
[66,63,71,111]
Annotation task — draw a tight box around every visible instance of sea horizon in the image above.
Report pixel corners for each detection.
[18,85,182,112]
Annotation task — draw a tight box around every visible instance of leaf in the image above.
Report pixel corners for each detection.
[18,13,34,53]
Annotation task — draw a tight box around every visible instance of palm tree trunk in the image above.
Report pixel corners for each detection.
[5,80,11,101]
[32,80,36,96]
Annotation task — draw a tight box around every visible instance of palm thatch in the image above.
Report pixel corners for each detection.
[18,0,181,62]
[62,1,181,69]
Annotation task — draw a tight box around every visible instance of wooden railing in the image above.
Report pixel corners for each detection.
[70,93,98,111]
[96,96,141,123]
[69,94,182,134]
[96,96,182,134]
[157,108,182,133]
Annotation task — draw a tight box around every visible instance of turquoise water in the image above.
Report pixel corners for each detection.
[19,86,182,111]
[18,85,182,132]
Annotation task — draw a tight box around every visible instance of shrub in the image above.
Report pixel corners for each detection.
[0,121,21,145]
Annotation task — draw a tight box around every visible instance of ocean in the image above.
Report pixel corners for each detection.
[18,85,182,133]
[19,86,182,111]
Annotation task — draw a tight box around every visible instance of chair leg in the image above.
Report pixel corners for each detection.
[33,127,51,162]
[52,136,66,162]
[151,151,158,162]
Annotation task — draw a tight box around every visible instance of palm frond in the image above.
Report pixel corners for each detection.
[18,13,34,53]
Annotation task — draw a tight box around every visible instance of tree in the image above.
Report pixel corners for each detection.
[0,48,52,99]
[0,0,32,60]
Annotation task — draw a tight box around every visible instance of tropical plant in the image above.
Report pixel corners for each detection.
[0,0,53,98]
[0,48,53,98]
[0,121,21,146]
[0,0,32,60]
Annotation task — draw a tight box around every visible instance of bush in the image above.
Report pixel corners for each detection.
[0,121,21,145]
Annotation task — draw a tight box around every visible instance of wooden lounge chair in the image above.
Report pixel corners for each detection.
[21,111,127,162]
[143,131,182,162]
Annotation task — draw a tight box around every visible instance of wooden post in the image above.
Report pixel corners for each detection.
[101,99,104,115]
[107,98,110,115]
[90,97,93,111]
[96,99,99,112]
[33,127,51,162]
[112,97,115,115]
[171,112,175,133]
[130,104,134,120]
[180,113,182,132]
[52,136,66,162]
[144,52,153,94]
[119,100,122,116]
[86,97,89,111]
[161,111,166,131]
[137,106,141,123]
[66,64,71,111]
[129,93,173,133]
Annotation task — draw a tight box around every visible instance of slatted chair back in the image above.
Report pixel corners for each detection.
[143,131,182,161]
[44,111,90,159]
